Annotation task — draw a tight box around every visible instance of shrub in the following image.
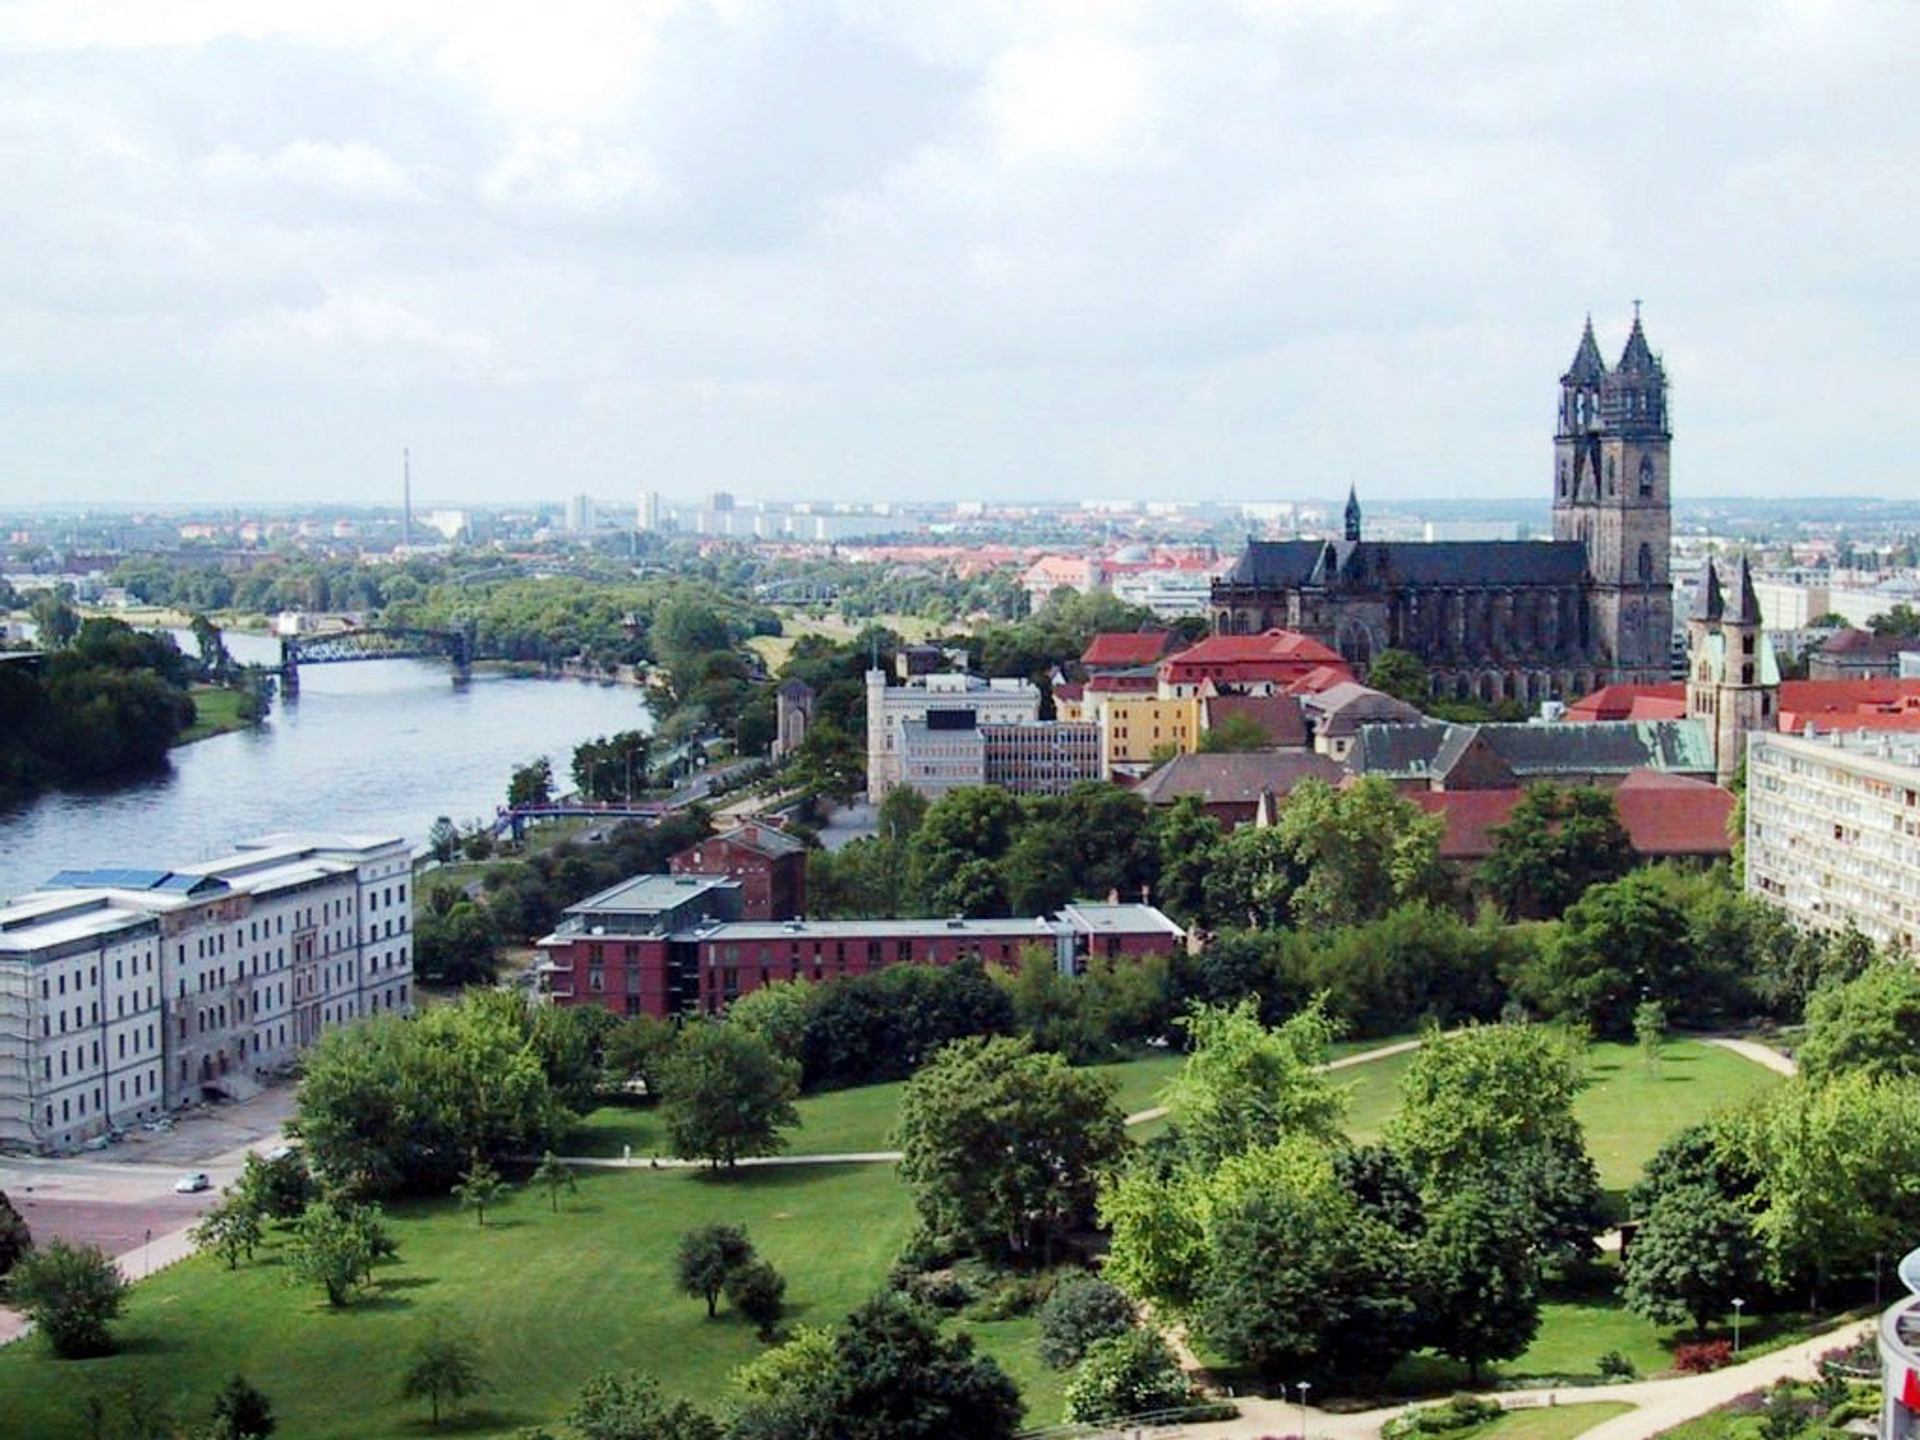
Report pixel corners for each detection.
[725,1259,787,1341]
[1038,1274,1137,1369]
[1675,1340,1733,1374]
[1598,1349,1637,1379]
[7,1240,126,1358]
[1381,1395,1504,1440]
[1063,1330,1194,1424]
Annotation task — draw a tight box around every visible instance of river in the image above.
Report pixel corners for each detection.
[0,628,652,901]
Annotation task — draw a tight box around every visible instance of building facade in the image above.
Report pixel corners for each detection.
[1746,729,1920,952]
[669,824,807,921]
[1211,312,1675,703]
[865,670,1042,799]
[0,833,413,1153]
[1684,555,1780,785]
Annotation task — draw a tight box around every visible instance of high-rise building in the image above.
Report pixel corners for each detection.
[636,490,666,533]
[564,494,598,533]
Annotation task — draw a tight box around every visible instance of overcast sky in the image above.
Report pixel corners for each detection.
[1,1,1914,510]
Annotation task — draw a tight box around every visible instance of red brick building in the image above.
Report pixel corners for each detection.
[1158,630,1351,695]
[669,822,807,920]
[537,889,1183,1018]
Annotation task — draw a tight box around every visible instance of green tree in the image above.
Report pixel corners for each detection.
[786,718,864,803]
[1800,962,1920,1086]
[1420,1185,1541,1381]
[1869,603,1920,638]
[907,787,1021,905]
[27,591,79,648]
[453,1153,506,1226]
[1037,1274,1137,1370]
[725,1258,787,1340]
[573,731,652,801]
[233,1149,314,1222]
[1163,998,1344,1167]
[1366,648,1430,706]
[192,1193,264,1269]
[929,857,1008,918]
[601,1012,679,1098]
[8,1240,126,1357]
[427,816,460,863]
[532,1151,578,1212]
[1274,776,1448,928]
[725,981,816,1064]
[1150,797,1222,926]
[1478,784,1636,920]
[508,756,555,808]
[1062,1331,1193,1424]
[660,1024,800,1168]
[400,1321,486,1428]
[0,1189,32,1277]
[1197,710,1275,752]
[895,1035,1126,1266]
[1200,826,1303,931]
[1635,999,1668,1073]
[567,1371,720,1440]
[284,1200,374,1308]
[1524,870,1697,1038]
[1387,1024,1601,1267]
[676,1225,755,1319]
[209,1374,276,1439]
[1622,1182,1751,1331]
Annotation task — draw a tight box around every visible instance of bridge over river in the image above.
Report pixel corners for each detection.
[278,625,473,693]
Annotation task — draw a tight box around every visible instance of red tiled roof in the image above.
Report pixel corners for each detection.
[1409,769,1734,861]
[1053,682,1085,704]
[1778,678,1920,733]
[1082,631,1175,667]
[1086,671,1158,694]
[1564,683,1686,723]
[1169,629,1344,666]
[1287,665,1357,695]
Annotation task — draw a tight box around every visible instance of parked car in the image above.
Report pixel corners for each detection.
[173,1172,211,1194]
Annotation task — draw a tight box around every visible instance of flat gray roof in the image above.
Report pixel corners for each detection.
[566,873,739,915]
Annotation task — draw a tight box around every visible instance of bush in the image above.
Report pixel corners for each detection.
[725,1259,787,1340]
[1381,1395,1505,1440]
[7,1240,126,1358]
[1038,1274,1137,1369]
[1598,1349,1637,1379]
[1675,1340,1733,1374]
[1063,1330,1194,1424]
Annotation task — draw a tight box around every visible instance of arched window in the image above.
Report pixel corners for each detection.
[1638,543,1655,584]
[1639,454,1655,497]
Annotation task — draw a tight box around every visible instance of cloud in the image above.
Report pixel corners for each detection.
[197,140,423,201]
[477,131,663,216]
[216,290,513,384]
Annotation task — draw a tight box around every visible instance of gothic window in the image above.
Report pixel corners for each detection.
[1637,543,1654,584]
[1639,455,1655,497]
[1605,455,1615,495]
[1559,462,1568,498]
[1742,664,1754,685]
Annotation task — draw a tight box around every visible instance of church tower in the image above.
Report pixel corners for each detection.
[1553,308,1675,684]
[1685,556,1778,786]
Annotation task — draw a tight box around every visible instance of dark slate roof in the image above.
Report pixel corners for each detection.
[1616,313,1661,375]
[1690,556,1760,624]
[1132,751,1345,806]
[1221,539,1326,587]
[1348,720,1715,781]
[1564,316,1607,384]
[1727,557,1761,625]
[776,678,814,698]
[1224,539,1591,592]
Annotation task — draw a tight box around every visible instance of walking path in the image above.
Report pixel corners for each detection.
[1179,1315,1870,1440]
[1124,1036,1429,1127]
[1705,1036,1797,1077]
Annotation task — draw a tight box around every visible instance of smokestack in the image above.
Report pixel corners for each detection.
[402,446,413,548]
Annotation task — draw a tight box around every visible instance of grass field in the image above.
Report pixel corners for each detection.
[746,610,944,672]
[176,686,259,745]
[1458,1403,1634,1440]
[0,1165,912,1440]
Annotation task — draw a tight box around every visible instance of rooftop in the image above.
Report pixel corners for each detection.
[565,873,740,917]
[1133,750,1345,805]
[1081,631,1176,668]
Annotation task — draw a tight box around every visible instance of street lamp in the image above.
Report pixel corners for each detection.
[1297,1381,1311,1440]
[1732,1297,1745,1357]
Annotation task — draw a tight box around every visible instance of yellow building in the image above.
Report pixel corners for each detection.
[1089,693,1204,775]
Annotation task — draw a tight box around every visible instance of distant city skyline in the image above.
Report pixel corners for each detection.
[0,4,1914,507]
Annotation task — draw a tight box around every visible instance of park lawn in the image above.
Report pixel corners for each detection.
[0,1164,912,1440]
[957,1313,1071,1428]
[176,685,258,745]
[748,610,944,671]
[1573,1040,1782,1197]
[1460,1403,1633,1440]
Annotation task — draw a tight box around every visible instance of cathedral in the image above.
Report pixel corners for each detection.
[1210,310,1677,704]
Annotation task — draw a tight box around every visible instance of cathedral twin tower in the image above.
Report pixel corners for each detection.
[1212,309,1676,702]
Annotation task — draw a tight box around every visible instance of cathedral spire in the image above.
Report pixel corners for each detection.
[1617,305,1660,375]
[1344,484,1362,542]
[1563,315,1607,385]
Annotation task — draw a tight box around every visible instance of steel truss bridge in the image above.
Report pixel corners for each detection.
[279,626,473,692]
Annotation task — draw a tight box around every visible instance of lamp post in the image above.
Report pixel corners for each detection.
[1732,1297,1745,1357]
[1297,1381,1311,1440]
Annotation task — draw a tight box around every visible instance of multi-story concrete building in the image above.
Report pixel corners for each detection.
[982,721,1102,795]
[865,670,1041,799]
[0,833,413,1153]
[1746,729,1920,951]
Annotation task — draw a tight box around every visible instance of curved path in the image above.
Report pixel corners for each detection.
[1178,1315,1868,1440]
[1706,1035,1798,1077]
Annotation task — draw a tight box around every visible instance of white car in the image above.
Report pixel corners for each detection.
[173,1172,212,1194]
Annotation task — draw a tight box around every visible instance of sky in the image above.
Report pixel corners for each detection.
[1,1,1915,510]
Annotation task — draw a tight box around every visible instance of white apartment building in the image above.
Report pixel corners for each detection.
[864,670,1041,800]
[0,833,412,1153]
[1746,730,1920,951]
[1110,570,1215,619]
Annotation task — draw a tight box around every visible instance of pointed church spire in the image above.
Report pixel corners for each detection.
[1564,315,1607,385]
[1727,555,1762,625]
[1690,557,1724,622]
[1344,484,1362,542]
[1617,304,1660,374]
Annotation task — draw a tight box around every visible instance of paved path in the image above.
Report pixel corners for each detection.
[1123,1035,1429,1128]
[560,1150,902,1170]
[1706,1036,1798,1077]
[1177,1316,1870,1440]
